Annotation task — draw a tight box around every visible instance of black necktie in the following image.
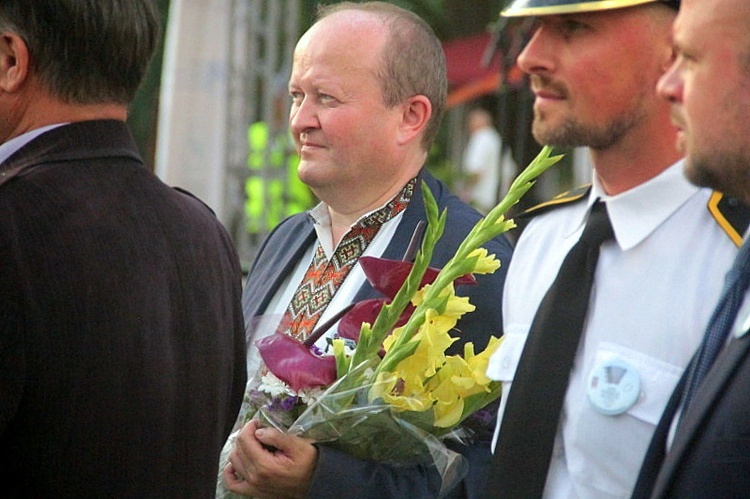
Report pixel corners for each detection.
[679,241,750,421]
[486,200,614,499]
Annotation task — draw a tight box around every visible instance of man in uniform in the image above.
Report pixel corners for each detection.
[485,0,749,497]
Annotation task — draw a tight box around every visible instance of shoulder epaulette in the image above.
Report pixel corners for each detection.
[708,192,750,247]
[505,184,591,247]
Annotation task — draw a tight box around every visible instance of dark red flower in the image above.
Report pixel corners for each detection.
[358,256,476,299]
[256,333,337,392]
[337,256,476,344]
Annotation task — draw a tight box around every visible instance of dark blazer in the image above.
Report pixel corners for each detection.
[632,302,750,498]
[242,171,512,499]
[0,120,247,497]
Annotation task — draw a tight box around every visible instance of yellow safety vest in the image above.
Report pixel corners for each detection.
[244,122,314,233]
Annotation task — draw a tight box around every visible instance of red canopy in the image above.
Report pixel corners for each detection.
[443,32,523,107]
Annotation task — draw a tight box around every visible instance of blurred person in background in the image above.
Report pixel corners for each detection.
[461,107,513,213]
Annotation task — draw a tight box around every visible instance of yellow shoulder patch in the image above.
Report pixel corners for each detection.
[708,192,750,247]
[523,184,591,215]
[505,184,591,247]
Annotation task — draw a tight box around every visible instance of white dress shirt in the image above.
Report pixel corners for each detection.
[487,160,742,498]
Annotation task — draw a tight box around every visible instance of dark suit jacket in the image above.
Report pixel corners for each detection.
[632,305,750,498]
[0,120,247,497]
[242,171,512,499]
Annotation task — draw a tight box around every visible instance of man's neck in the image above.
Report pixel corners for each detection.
[326,185,404,246]
[589,117,681,196]
[7,89,127,143]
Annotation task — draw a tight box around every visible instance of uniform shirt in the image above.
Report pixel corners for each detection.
[487,160,742,498]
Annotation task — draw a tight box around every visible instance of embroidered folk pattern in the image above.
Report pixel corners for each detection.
[281,178,416,340]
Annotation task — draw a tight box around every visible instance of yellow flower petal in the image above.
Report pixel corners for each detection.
[466,336,503,386]
[433,395,464,428]
[467,248,501,274]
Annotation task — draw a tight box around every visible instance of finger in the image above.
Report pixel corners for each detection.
[256,427,316,460]
[222,462,253,495]
[255,426,294,453]
[236,421,274,459]
[228,447,255,484]
[222,462,243,484]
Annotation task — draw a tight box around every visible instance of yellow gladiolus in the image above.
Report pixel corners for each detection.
[413,283,475,322]
[465,336,503,387]
[428,356,474,427]
[433,395,464,428]
[368,371,397,403]
[467,248,501,275]
[440,290,475,321]
[369,369,433,412]
[417,309,458,376]
[382,326,405,353]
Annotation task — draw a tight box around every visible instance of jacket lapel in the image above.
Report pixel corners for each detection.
[653,332,750,496]
[241,215,316,324]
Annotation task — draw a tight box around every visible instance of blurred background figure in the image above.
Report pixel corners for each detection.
[244,75,315,242]
[462,107,503,213]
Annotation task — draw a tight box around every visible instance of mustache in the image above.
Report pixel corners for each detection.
[669,107,685,129]
[529,74,568,98]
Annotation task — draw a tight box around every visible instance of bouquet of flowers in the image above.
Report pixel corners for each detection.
[217,146,562,497]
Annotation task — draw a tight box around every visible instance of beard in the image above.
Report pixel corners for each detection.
[685,146,750,204]
[531,105,645,150]
[528,74,649,150]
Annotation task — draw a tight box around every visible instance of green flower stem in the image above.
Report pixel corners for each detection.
[347,185,445,372]
[374,146,563,376]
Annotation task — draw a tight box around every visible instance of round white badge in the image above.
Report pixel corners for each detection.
[587,358,641,416]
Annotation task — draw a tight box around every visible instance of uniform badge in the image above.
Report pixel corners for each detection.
[587,358,641,415]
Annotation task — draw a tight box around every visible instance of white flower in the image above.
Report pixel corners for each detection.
[260,371,296,398]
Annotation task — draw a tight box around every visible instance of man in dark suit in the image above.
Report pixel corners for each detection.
[631,0,750,496]
[0,1,247,497]
[221,2,512,498]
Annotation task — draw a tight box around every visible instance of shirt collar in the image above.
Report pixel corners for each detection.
[0,123,67,165]
[583,159,698,250]
[308,199,396,258]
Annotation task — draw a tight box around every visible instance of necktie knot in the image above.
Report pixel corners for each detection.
[581,200,614,248]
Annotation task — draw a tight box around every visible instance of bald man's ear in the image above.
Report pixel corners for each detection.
[0,33,29,93]
[397,95,431,146]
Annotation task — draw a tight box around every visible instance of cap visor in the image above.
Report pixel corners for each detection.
[501,0,659,17]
